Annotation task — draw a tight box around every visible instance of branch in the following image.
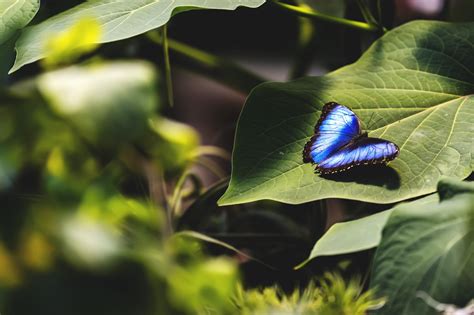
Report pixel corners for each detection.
[272,1,379,32]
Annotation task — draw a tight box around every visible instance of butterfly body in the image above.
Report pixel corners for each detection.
[303,102,399,174]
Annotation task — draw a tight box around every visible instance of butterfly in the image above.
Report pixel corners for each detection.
[303,102,399,174]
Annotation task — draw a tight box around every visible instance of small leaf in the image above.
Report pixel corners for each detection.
[0,0,39,46]
[370,180,474,314]
[10,0,266,72]
[220,21,474,206]
[297,209,393,269]
[297,194,438,268]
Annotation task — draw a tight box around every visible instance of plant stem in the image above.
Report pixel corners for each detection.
[193,145,231,160]
[161,25,174,107]
[289,18,318,79]
[375,0,388,32]
[356,0,377,25]
[195,156,227,178]
[356,0,387,33]
[272,0,378,32]
[169,171,190,218]
[147,31,266,94]
[176,177,229,230]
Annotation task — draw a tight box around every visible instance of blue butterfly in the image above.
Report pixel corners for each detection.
[303,102,399,174]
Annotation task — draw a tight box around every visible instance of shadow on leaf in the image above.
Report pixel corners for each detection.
[320,165,400,190]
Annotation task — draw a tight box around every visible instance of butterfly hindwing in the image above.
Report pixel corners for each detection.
[303,102,361,164]
[316,137,399,174]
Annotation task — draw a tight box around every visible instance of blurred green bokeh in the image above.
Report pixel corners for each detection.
[0,3,400,315]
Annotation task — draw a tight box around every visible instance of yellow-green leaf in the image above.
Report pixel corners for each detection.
[42,17,101,69]
[10,0,265,73]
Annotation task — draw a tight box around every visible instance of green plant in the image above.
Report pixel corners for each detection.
[1,1,473,314]
[234,273,383,315]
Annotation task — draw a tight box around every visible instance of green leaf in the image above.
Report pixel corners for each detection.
[219,21,474,206]
[9,0,266,73]
[370,180,474,314]
[298,209,393,269]
[296,194,438,269]
[0,0,39,46]
[37,61,158,150]
[437,176,474,200]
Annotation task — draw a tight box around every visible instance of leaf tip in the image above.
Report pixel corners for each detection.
[216,194,231,207]
[293,259,309,270]
[8,62,21,74]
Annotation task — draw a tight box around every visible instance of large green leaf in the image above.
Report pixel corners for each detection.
[219,21,474,206]
[370,179,474,314]
[9,0,265,73]
[0,0,39,46]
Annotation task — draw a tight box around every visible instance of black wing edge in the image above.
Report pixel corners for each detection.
[302,102,341,164]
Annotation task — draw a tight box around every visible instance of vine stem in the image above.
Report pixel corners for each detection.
[161,25,174,107]
[193,145,231,160]
[147,31,266,94]
[289,18,318,79]
[272,0,379,32]
[169,171,190,219]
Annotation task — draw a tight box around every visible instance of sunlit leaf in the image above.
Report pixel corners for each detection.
[220,21,474,206]
[42,17,101,69]
[0,0,39,45]
[10,0,266,72]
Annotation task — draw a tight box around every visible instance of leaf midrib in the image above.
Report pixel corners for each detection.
[2,0,21,19]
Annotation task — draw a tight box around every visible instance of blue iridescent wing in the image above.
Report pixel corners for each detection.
[303,102,361,164]
[316,137,399,174]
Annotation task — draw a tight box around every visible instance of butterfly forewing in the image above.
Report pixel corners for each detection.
[303,102,362,164]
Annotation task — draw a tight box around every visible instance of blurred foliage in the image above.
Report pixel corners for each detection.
[1,1,473,315]
[141,117,200,173]
[234,273,384,315]
[41,17,101,69]
[37,61,158,151]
